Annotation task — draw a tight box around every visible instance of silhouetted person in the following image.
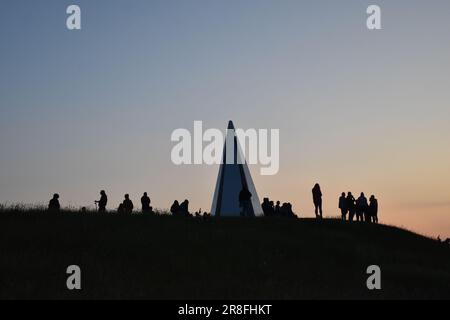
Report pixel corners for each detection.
[346,192,356,222]
[312,183,323,219]
[279,202,296,218]
[95,190,108,213]
[141,192,152,214]
[239,186,253,217]
[369,195,378,224]
[262,198,272,216]
[280,202,287,217]
[117,203,124,214]
[356,192,368,222]
[122,194,134,214]
[179,199,190,217]
[170,200,180,216]
[275,201,281,216]
[339,192,347,221]
[288,203,294,217]
[48,194,60,213]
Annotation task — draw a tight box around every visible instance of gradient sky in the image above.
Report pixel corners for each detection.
[1,0,449,237]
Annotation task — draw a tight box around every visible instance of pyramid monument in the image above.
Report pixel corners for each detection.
[211,121,263,217]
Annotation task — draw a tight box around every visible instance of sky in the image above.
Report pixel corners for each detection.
[0,0,449,237]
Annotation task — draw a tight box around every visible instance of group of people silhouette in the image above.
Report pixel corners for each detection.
[261,198,296,218]
[42,188,450,246]
[48,191,154,215]
[339,191,378,223]
[47,183,378,223]
[312,183,379,223]
[238,186,296,218]
[170,199,191,217]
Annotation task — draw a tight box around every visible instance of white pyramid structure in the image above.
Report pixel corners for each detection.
[211,121,263,217]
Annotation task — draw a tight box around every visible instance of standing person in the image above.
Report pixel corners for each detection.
[275,201,281,216]
[48,193,61,213]
[338,192,347,221]
[122,194,134,214]
[239,186,253,217]
[269,201,275,216]
[141,192,151,214]
[312,183,323,219]
[95,190,108,213]
[261,198,271,217]
[346,192,356,222]
[356,193,368,222]
[369,195,379,224]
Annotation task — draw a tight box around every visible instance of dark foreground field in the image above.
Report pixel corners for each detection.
[1,211,450,299]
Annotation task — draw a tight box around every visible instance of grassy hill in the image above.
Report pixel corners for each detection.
[1,210,450,299]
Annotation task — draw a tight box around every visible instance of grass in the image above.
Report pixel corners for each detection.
[0,209,449,300]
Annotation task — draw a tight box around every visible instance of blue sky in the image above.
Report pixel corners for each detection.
[1,0,450,236]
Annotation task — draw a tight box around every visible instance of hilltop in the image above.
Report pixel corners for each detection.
[0,210,449,299]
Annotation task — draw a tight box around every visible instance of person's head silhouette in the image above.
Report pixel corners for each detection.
[125,194,129,200]
[144,192,147,197]
[100,190,105,196]
[342,192,345,197]
[360,192,365,197]
[53,193,59,199]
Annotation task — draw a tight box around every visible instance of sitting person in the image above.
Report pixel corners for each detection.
[179,200,191,217]
[48,194,60,213]
[170,200,180,216]
[141,192,152,214]
[280,202,296,217]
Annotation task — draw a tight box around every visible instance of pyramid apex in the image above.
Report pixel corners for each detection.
[227,120,235,129]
